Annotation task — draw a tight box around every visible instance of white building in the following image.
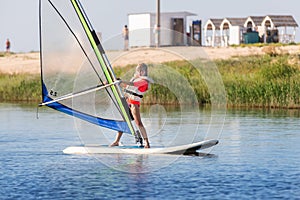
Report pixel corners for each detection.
[220,18,246,46]
[244,16,265,38]
[204,15,298,46]
[261,15,298,43]
[203,18,223,47]
[128,12,196,47]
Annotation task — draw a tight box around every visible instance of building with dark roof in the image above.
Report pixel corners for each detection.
[262,15,298,43]
[220,18,247,46]
[203,18,223,46]
[204,15,298,47]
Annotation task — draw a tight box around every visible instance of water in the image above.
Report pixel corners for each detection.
[1,103,300,199]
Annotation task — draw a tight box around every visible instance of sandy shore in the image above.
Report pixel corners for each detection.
[1,45,299,74]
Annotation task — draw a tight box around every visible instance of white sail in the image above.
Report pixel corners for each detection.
[39,0,142,144]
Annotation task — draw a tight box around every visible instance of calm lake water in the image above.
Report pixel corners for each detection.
[1,103,300,199]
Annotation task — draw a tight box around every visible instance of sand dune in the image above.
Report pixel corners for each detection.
[0,45,299,74]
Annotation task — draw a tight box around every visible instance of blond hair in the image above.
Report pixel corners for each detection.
[136,63,148,76]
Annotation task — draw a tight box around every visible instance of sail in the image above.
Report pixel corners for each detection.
[39,0,140,141]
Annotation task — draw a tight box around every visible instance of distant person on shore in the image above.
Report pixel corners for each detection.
[122,25,129,51]
[110,63,153,148]
[6,39,11,53]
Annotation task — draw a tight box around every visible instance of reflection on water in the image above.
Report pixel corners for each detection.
[1,103,300,199]
[74,103,226,153]
[93,152,217,174]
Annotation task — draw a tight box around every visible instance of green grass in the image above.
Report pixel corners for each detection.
[1,53,299,108]
[113,54,300,108]
[0,73,41,102]
[217,54,300,108]
[231,42,299,48]
[113,62,209,105]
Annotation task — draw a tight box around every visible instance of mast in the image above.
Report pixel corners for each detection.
[70,0,143,145]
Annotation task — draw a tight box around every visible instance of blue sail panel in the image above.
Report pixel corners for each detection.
[42,84,131,134]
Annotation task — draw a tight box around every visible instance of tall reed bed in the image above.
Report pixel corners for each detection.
[1,53,299,109]
[115,54,300,108]
[114,62,209,105]
[0,73,41,102]
[218,54,300,108]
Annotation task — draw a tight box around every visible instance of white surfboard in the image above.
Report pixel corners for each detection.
[63,139,218,155]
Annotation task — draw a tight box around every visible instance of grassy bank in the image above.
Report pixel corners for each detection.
[217,54,300,108]
[1,53,299,108]
[0,74,41,102]
[115,54,300,108]
[115,62,210,105]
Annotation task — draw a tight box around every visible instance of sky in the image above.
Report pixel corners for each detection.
[0,0,299,52]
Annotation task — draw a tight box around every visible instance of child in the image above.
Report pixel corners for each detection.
[110,63,153,148]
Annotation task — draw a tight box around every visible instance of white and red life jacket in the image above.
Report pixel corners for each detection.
[125,76,153,105]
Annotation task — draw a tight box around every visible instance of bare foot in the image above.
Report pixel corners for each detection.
[143,138,150,148]
[109,141,119,147]
[144,143,150,148]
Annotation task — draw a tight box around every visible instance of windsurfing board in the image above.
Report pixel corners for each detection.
[63,139,218,155]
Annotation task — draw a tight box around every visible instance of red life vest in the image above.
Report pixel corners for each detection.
[125,77,150,105]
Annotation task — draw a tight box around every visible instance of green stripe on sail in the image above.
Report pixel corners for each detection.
[70,0,136,135]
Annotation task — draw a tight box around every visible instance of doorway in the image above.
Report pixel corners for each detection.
[172,18,184,45]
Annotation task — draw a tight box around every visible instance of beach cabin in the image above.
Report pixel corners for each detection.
[261,15,298,43]
[128,12,196,47]
[244,16,265,42]
[203,18,223,47]
[220,18,246,46]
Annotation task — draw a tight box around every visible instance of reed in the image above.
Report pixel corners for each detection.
[1,53,299,108]
[114,54,300,108]
[0,73,41,102]
[218,54,300,108]
[114,62,209,105]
